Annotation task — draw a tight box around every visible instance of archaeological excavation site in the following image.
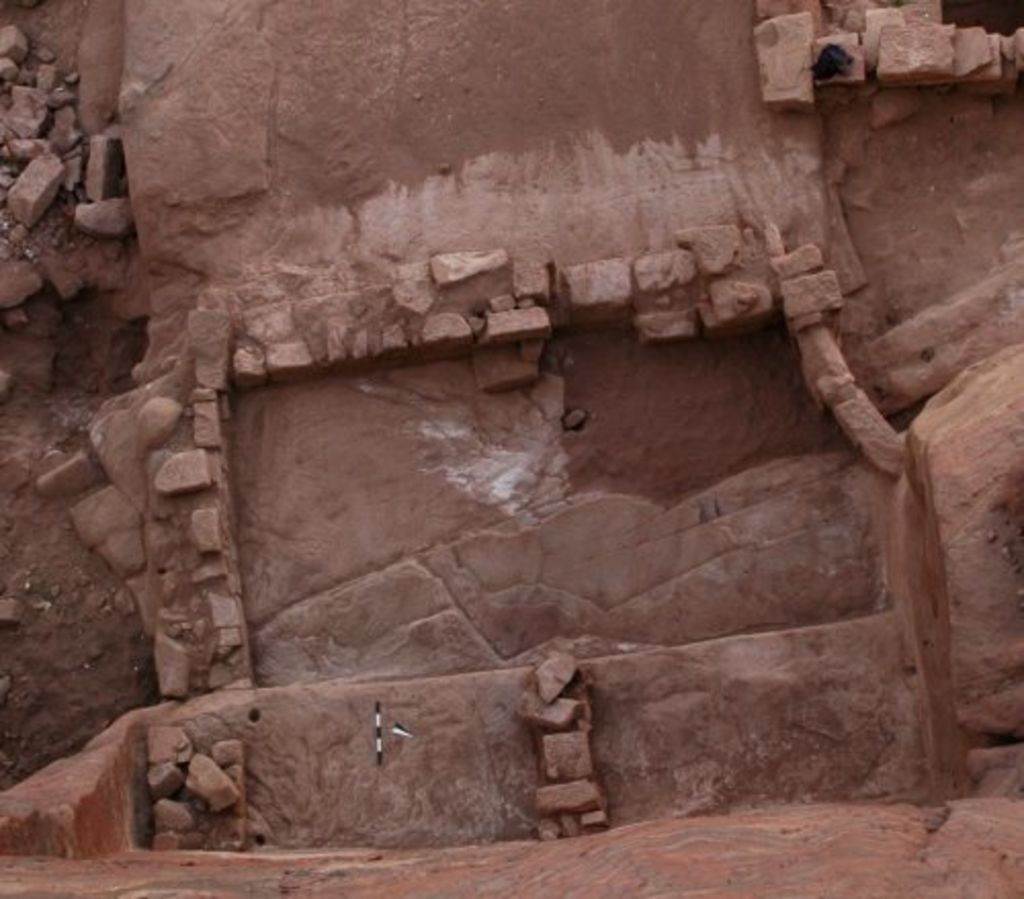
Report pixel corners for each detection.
[1,0,1024,895]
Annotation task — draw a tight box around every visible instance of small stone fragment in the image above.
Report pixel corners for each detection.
[702,280,774,336]
[233,345,267,387]
[6,86,47,138]
[581,809,610,830]
[186,753,240,812]
[487,294,516,313]
[535,652,578,703]
[193,401,222,449]
[74,198,135,239]
[154,450,213,496]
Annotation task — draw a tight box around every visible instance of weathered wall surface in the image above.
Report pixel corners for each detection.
[118,0,831,364]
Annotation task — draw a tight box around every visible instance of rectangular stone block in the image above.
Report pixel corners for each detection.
[85,134,124,201]
[542,732,594,782]
[560,258,633,324]
[513,260,551,303]
[189,507,222,553]
[7,155,64,228]
[770,244,823,280]
[420,313,474,351]
[877,24,956,85]
[481,307,551,345]
[954,30,1001,83]
[265,341,314,380]
[754,13,815,111]
[781,270,843,320]
[676,226,741,276]
[701,280,774,337]
[536,780,602,816]
[154,450,213,497]
[193,400,222,449]
[633,250,696,294]
[430,250,513,314]
[188,309,231,391]
[864,8,905,71]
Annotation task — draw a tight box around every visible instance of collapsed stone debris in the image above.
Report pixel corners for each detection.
[520,653,608,840]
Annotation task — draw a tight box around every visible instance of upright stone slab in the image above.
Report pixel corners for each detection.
[754,13,815,111]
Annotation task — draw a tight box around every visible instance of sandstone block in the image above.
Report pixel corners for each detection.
[0,58,15,82]
[781,270,843,320]
[6,86,47,139]
[187,753,240,812]
[232,346,267,387]
[701,280,774,336]
[481,307,552,345]
[190,507,222,554]
[633,310,700,344]
[212,739,244,769]
[954,30,1002,83]
[154,450,213,496]
[770,244,823,280]
[864,8,905,71]
[633,250,697,294]
[153,799,195,833]
[0,598,24,628]
[753,13,815,111]
[430,250,513,313]
[393,262,437,317]
[755,0,821,32]
[560,258,633,324]
[84,134,124,201]
[536,780,602,816]
[148,726,193,765]
[100,529,146,577]
[50,106,82,155]
[472,347,538,393]
[536,652,578,703]
[676,226,741,276]
[7,155,63,228]
[193,401,222,449]
[537,819,560,841]
[814,34,865,85]
[0,25,28,63]
[148,762,185,801]
[513,260,550,302]
[420,313,474,351]
[138,398,183,449]
[35,450,100,499]
[155,632,191,698]
[265,341,314,379]
[543,732,594,782]
[188,308,231,391]
[209,594,241,629]
[0,260,43,309]
[522,696,584,731]
[832,389,905,477]
[877,25,956,84]
[74,198,135,239]
[581,809,609,830]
